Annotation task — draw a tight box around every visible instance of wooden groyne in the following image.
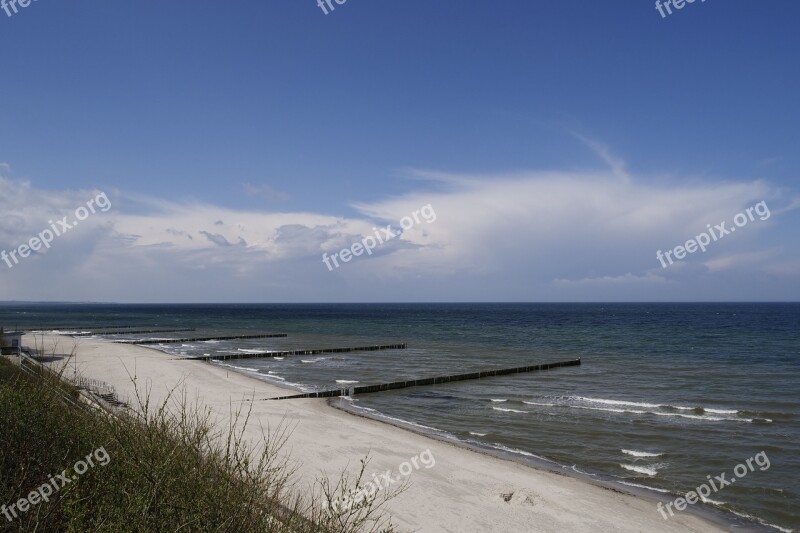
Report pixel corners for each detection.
[118,333,290,345]
[263,359,581,400]
[182,343,407,362]
[73,328,197,337]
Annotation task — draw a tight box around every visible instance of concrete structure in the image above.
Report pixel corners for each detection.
[0,329,23,355]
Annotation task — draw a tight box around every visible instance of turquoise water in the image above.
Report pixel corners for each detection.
[3,303,798,531]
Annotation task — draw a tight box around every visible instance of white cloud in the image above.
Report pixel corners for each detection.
[0,160,796,302]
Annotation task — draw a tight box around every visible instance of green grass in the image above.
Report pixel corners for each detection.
[0,357,398,533]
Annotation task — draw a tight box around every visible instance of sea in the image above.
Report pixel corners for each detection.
[1,302,797,531]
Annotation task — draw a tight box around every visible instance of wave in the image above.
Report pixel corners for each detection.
[490,399,507,403]
[214,362,260,374]
[616,481,670,493]
[237,348,266,354]
[573,405,647,415]
[620,464,658,476]
[678,407,737,415]
[576,397,743,417]
[579,397,662,409]
[651,411,760,422]
[492,407,528,414]
[212,361,308,391]
[341,396,456,437]
[730,510,794,533]
[567,464,597,476]
[488,443,553,463]
[520,397,767,423]
[336,380,359,384]
[622,449,663,458]
[364,412,443,433]
[469,431,487,437]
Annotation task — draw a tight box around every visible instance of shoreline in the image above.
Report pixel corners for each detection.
[25,333,748,532]
[330,398,767,532]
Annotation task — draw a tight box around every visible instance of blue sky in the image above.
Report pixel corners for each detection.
[0,0,798,302]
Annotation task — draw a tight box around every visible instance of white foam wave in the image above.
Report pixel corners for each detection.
[469,432,487,437]
[616,481,670,493]
[578,397,660,409]
[569,465,597,476]
[622,449,663,458]
[620,464,658,476]
[675,406,738,415]
[336,380,359,384]
[576,397,742,417]
[490,399,507,403]
[651,411,753,422]
[492,407,528,414]
[573,405,647,415]
[489,444,553,463]
[527,397,760,423]
[215,362,260,374]
[375,414,442,432]
[705,408,738,414]
[730,510,794,533]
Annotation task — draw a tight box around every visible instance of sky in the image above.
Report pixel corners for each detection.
[0,0,798,302]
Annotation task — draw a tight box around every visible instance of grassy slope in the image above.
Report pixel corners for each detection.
[0,357,396,533]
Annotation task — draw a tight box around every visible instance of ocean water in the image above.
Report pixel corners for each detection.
[2,302,798,531]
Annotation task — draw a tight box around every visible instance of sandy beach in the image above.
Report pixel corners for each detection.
[24,333,727,533]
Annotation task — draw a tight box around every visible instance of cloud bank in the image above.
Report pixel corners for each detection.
[0,163,797,302]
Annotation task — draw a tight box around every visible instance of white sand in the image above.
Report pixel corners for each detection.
[25,334,725,533]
